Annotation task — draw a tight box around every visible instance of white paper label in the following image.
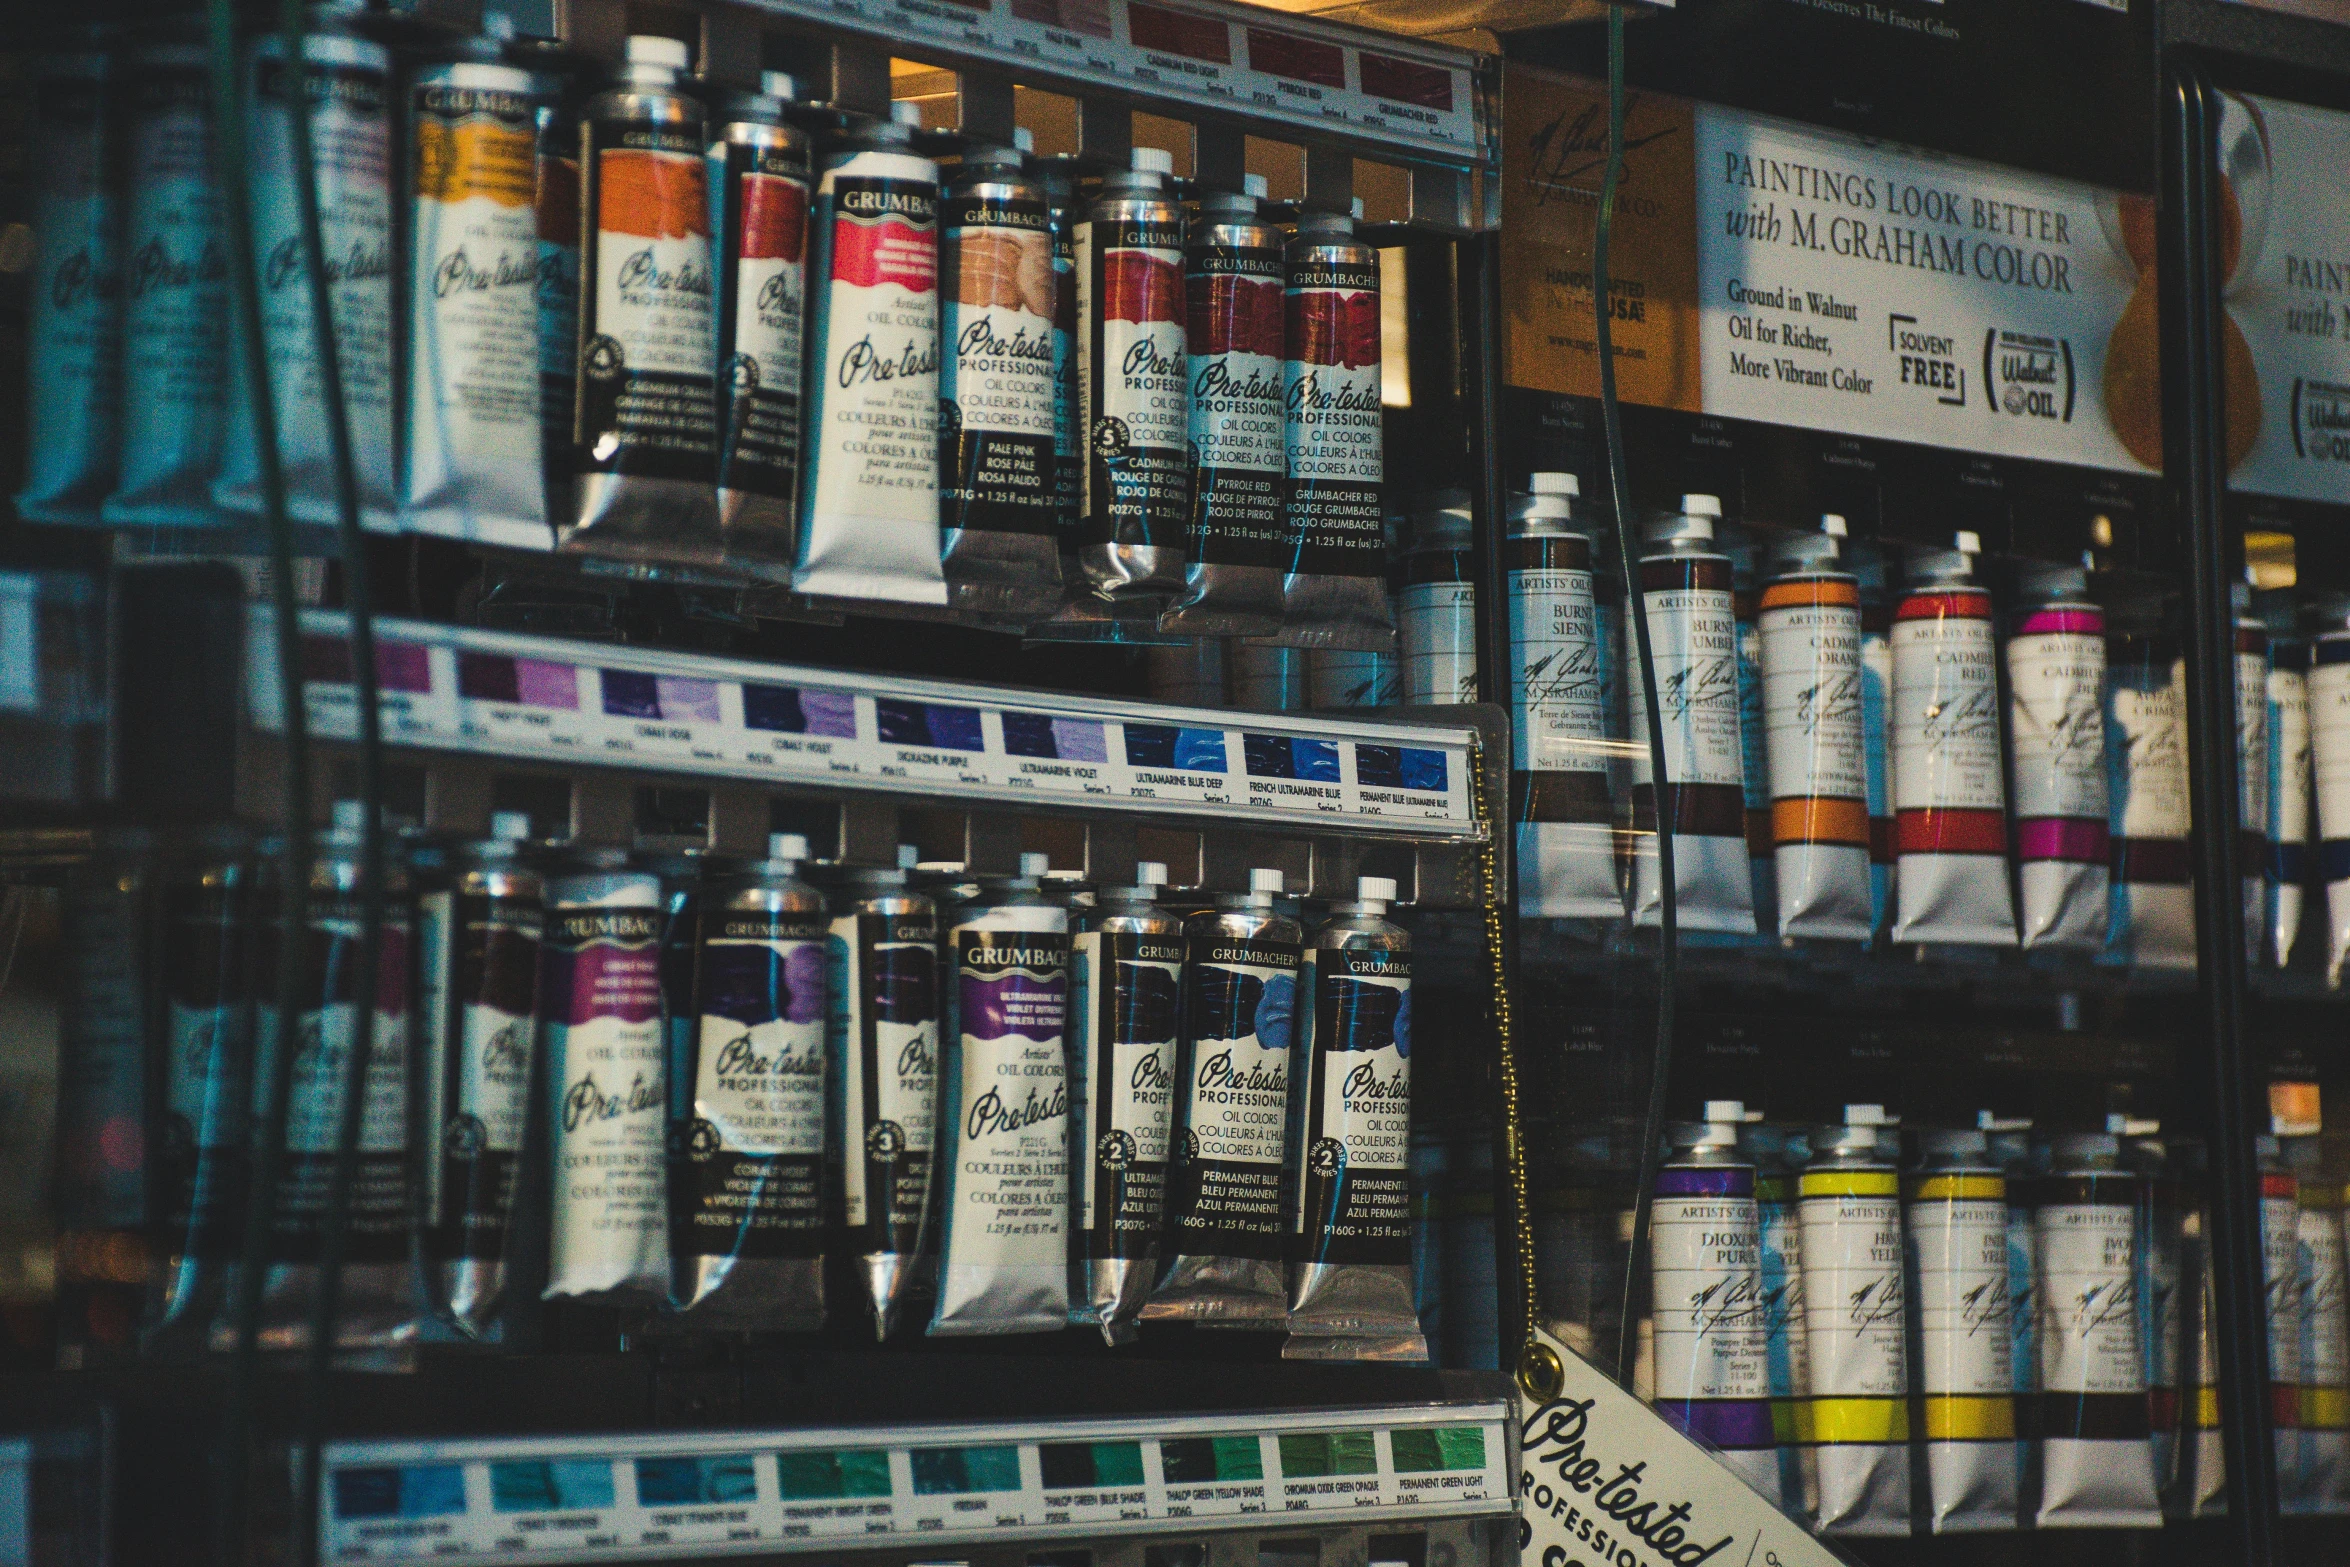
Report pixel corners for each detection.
[1760,595,1866,805]
[1892,605,2005,813]
[2303,1206,2349,1389]
[2108,657,2190,840]
[809,168,940,525]
[1798,1189,1907,1397]
[2273,666,2313,848]
[1651,1191,1772,1401]
[2266,1193,2304,1383]
[1910,1194,2013,1397]
[1399,581,1478,705]
[2037,1203,2143,1395]
[112,62,225,509]
[2242,650,2273,831]
[1758,1194,1813,1398]
[2006,629,2108,819]
[1510,567,1607,774]
[2310,652,2350,852]
[1628,586,1744,789]
[949,930,1069,1270]
[544,899,665,1292]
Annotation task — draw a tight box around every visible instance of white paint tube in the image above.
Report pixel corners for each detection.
[2238,590,2273,963]
[1510,474,1620,920]
[2103,628,2196,970]
[1891,532,2016,945]
[1277,206,1391,650]
[103,45,228,529]
[931,855,1070,1334]
[1733,546,1777,937]
[2314,608,2350,985]
[2035,1133,2161,1528]
[1286,876,1423,1361]
[566,37,721,564]
[1399,495,1478,705]
[404,60,553,549]
[1147,868,1300,1327]
[16,52,120,526]
[796,103,944,603]
[1856,548,1897,940]
[2262,1136,2307,1483]
[216,27,397,533]
[1310,648,1400,707]
[1758,519,1872,940]
[2123,1125,2185,1507]
[1749,1123,1819,1522]
[1628,496,1754,934]
[1798,1105,1910,1534]
[674,836,828,1328]
[1983,1116,2043,1524]
[2270,626,2313,969]
[1230,642,1308,710]
[2007,563,2109,949]
[1908,1129,2018,1533]
[2300,1177,2350,1512]
[540,849,668,1303]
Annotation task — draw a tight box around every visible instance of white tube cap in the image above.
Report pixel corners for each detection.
[1844,1104,1890,1127]
[490,811,532,842]
[1251,867,1285,895]
[625,34,689,68]
[1019,852,1052,877]
[890,100,924,127]
[768,832,809,862]
[1682,494,1722,518]
[332,799,368,832]
[1012,126,1035,152]
[1350,197,1365,219]
[1954,529,1982,555]
[1358,875,1398,903]
[1243,172,1269,198]
[1703,1099,1747,1123]
[1135,861,1169,888]
[896,843,920,870]
[1821,513,1847,537]
[1531,472,1579,496]
[760,70,796,100]
[1132,146,1176,175]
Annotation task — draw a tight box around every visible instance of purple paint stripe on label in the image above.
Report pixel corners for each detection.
[802,690,857,738]
[1656,1166,1752,1197]
[656,677,722,725]
[378,642,432,693]
[1052,718,1109,762]
[2015,608,2104,636]
[960,970,1068,1042]
[2016,816,2110,863]
[1657,1399,1779,1451]
[516,659,578,710]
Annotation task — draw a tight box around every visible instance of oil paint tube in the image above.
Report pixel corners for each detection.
[1734,544,1777,936]
[2301,1176,2350,1512]
[1797,1106,1910,1534]
[527,46,583,531]
[105,44,230,531]
[1286,877,1422,1362]
[2124,1127,2186,1505]
[2035,1134,2160,1529]
[1758,519,1872,941]
[1856,547,1896,939]
[17,51,120,525]
[1230,642,1306,711]
[1750,1123,1818,1521]
[1067,864,1183,1345]
[2313,604,2350,985]
[216,27,397,533]
[1311,648,1399,707]
[1147,868,1300,1327]
[1398,495,1477,706]
[540,848,668,1304]
[932,855,1071,1334]
[1628,497,1754,934]
[1908,1129,2018,1533]
[2185,1193,2227,1516]
[1164,176,1285,639]
[418,815,542,1338]
[404,59,553,549]
[674,836,827,1328]
[1650,1101,1780,1496]
[1510,473,1620,920]
[830,849,939,1340]
[567,37,721,564]
[2006,563,2108,949]
[1278,206,1391,650]
[1983,1116,2043,1524]
[2270,623,2312,968]
[2262,1137,2307,1480]
[2238,590,2273,960]
[796,104,944,604]
[2103,626,2196,970]
[1891,533,2015,946]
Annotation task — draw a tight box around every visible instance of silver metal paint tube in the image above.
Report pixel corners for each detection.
[1908,1129,2018,1533]
[1733,543,1777,937]
[938,141,1061,618]
[1230,642,1307,711]
[1144,640,1227,706]
[1286,876,1422,1361]
[931,854,1071,1334]
[528,49,583,536]
[1399,496,1478,705]
[404,59,554,549]
[2237,589,2273,963]
[2313,601,2350,985]
[566,36,721,564]
[830,847,939,1340]
[1650,1101,1780,1496]
[1067,863,1182,1345]
[1983,1114,2042,1522]
[2262,1135,2307,1483]
[245,802,416,1350]
[709,75,812,580]
[1510,473,1620,920]
[1749,1123,1818,1522]
[1628,496,1754,934]
[103,44,228,529]
[540,847,668,1303]
[2103,624,2196,970]
[2270,620,2313,969]
[2034,1132,2161,1528]
[1856,547,1896,940]
[1277,207,1391,650]
[16,51,120,525]
[1310,648,1399,707]
[795,103,944,604]
[2122,1125,2186,1509]
[1147,867,1301,1327]
[2006,563,2109,950]
[1163,176,1285,638]
[1797,1105,1910,1534]
[674,835,827,1327]
[2299,1175,2350,1511]
[1891,532,2017,945]
[1758,518,1872,941]
[1077,147,1189,609]
[216,27,397,532]
[417,814,542,1338]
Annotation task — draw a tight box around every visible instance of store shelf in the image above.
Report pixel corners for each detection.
[317,1403,1512,1563]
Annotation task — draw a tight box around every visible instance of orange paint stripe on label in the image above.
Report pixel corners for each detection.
[1772,795,1870,848]
[416,117,538,207]
[1761,578,1860,610]
[599,147,709,240]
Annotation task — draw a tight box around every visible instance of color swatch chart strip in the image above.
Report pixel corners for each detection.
[320,1408,1510,1563]
[255,610,1479,838]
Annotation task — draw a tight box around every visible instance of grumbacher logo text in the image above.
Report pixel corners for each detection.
[551,910,659,944]
[839,187,936,222]
[1521,1398,1734,1567]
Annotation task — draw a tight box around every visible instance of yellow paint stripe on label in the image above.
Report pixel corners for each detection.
[2305,1387,2350,1430]
[2196,1387,2223,1429]
[1799,1170,1900,1198]
[1921,1395,2014,1441]
[1806,1398,1909,1444]
[1909,1175,2004,1201]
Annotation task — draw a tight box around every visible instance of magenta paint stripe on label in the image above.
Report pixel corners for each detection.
[516,658,579,709]
[2016,817,2110,863]
[378,642,432,693]
[2015,607,2103,636]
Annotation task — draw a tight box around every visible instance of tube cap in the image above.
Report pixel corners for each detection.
[1251,867,1285,895]
[490,811,532,842]
[1844,1104,1891,1127]
[1704,1099,1747,1123]
[331,799,368,833]
[890,100,923,127]
[896,844,919,869]
[1821,513,1847,538]
[1954,529,1982,556]
[624,34,688,67]
[1135,861,1168,888]
[1358,875,1398,902]
[1532,472,1579,496]
[1350,196,1365,219]
[1019,851,1051,877]
[1132,146,1175,175]
[760,70,796,99]
[1013,126,1034,152]
[1243,172,1268,198]
[768,832,809,862]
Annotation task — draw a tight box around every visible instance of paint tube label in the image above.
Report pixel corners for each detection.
[1892,591,2006,831]
[1169,935,1299,1258]
[163,897,250,1258]
[1399,581,1477,705]
[2272,661,2312,952]
[1651,1177,1772,1400]
[2242,647,2273,848]
[2109,655,2191,846]
[1296,946,1411,1265]
[2007,615,2109,854]
[1051,210,1079,539]
[407,75,545,534]
[2142,1200,2183,1403]
[1861,625,1894,867]
[1799,1174,1908,1398]
[1627,585,1744,787]
[2266,1186,2305,1393]
[1079,216,1187,548]
[1510,566,1606,773]
[949,930,1070,1269]
[542,902,666,1293]
[1911,1183,2013,1403]
[1760,580,1868,846]
[717,147,809,507]
[2038,1202,2143,1394]
[1186,242,1285,566]
[535,124,579,501]
[942,192,1057,535]
[429,891,539,1260]
[1738,611,1771,822]
[2312,644,2350,932]
[2007,1202,2039,1401]
[19,59,121,520]
[1311,649,1399,708]
[1071,930,1182,1249]
[1282,256,1382,577]
[579,122,715,482]
[684,915,828,1260]
[2303,1205,2349,1401]
[832,912,937,1249]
